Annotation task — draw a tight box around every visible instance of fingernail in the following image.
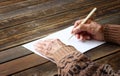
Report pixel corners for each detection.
[79,36,82,40]
[72,28,77,34]
[71,31,75,35]
[87,36,90,39]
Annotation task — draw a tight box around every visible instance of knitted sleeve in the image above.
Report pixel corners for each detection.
[53,45,120,76]
[103,24,120,45]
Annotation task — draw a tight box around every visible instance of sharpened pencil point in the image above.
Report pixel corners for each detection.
[68,35,74,40]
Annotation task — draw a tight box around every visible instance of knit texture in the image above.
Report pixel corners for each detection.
[103,24,120,44]
[53,24,120,76]
[54,46,120,76]
[53,45,77,63]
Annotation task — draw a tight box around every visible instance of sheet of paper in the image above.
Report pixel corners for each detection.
[22,26,105,61]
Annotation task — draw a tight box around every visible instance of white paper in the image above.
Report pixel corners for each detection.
[22,26,105,61]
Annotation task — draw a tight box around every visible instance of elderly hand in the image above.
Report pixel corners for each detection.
[72,19,104,41]
[34,39,65,60]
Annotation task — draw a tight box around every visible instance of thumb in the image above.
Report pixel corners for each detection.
[72,24,89,34]
[72,26,81,34]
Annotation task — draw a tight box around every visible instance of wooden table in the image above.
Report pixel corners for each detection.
[0,0,120,76]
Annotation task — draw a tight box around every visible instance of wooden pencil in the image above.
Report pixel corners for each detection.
[68,7,97,40]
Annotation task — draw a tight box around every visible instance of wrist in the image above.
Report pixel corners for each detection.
[53,45,78,63]
[94,23,104,41]
[99,25,105,41]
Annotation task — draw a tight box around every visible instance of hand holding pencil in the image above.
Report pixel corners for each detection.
[71,20,104,41]
[69,8,97,40]
[71,8,104,41]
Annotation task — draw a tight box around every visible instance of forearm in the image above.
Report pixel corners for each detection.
[103,24,120,45]
[53,46,120,76]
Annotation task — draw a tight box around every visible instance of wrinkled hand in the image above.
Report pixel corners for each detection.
[72,19,104,41]
[34,39,65,60]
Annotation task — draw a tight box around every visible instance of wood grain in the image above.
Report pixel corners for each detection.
[0,43,119,75]
[0,0,111,29]
[0,0,51,14]
[11,62,57,76]
[0,13,119,51]
[0,46,32,64]
[0,54,48,76]
[0,0,120,51]
[0,0,26,6]
[95,51,120,72]
[0,13,119,65]
[0,0,120,76]
[85,43,120,60]
[11,51,120,76]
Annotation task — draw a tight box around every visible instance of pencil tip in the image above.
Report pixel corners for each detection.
[68,35,73,40]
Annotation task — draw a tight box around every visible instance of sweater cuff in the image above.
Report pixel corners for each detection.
[103,24,120,45]
[53,45,78,63]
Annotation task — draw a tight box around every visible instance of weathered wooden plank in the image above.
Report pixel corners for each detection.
[11,62,57,76]
[95,51,120,72]
[0,43,119,76]
[0,54,48,76]
[11,51,120,76]
[0,46,32,64]
[0,0,119,30]
[0,0,26,6]
[0,14,75,51]
[0,12,119,51]
[0,0,99,29]
[85,43,120,60]
[0,0,79,29]
[0,0,119,76]
[1,0,119,62]
[96,13,120,24]
[0,0,77,22]
[0,0,118,29]
[0,0,51,14]
[0,40,120,65]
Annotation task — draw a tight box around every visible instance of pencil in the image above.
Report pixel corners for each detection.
[68,7,97,40]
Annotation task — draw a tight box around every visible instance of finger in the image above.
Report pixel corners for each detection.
[72,20,82,33]
[82,35,91,41]
[86,36,91,40]
[86,19,92,24]
[35,46,43,53]
[34,41,46,47]
[34,42,42,48]
[35,47,41,52]
[72,26,82,34]
[79,35,84,41]
[72,25,83,35]
[34,42,45,48]
[53,39,65,46]
[75,34,80,39]
[73,24,91,34]
[77,32,91,41]
[34,41,49,51]
[73,20,96,34]
[79,35,88,41]
[74,20,82,28]
[35,45,50,57]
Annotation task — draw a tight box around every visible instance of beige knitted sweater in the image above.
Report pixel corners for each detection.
[53,24,120,76]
